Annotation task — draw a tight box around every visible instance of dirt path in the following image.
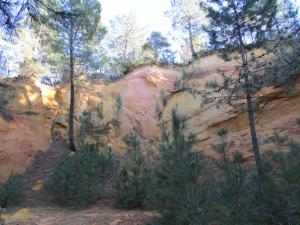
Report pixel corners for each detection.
[1,140,156,225]
[20,140,67,206]
[3,203,155,225]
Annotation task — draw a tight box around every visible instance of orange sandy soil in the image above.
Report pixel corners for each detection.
[2,201,155,225]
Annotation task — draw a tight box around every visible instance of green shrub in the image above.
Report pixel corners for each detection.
[212,129,300,225]
[148,109,215,225]
[116,133,151,209]
[114,112,300,225]
[99,147,118,179]
[49,143,116,207]
[146,122,300,225]
[0,104,13,121]
[0,87,15,121]
[296,118,300,126]
[0,174,24,207]
[274,142,300,224]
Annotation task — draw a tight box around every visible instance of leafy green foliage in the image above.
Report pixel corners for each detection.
[212,129,249,224]
[273,142,300,223]
[49,143,116,207]
[40,0,104,77]
[114,93,123,121]
[148,109,214,225]
[0,103,13,121]
[99,147,118,179]
[297,118,300,126]
[116,133,151,209]
[78,110,92,144]
[211,128,300,225]
[144,32,175,64]
[175,70,192,89]
[0,174,24,208]
[0,85,15,121]
[96,101,104,121]
[202,0,300,104]
[144,121,300,225]
[265,0,300,88]
[166,0,206,59]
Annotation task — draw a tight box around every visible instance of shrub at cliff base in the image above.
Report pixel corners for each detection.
[123,111,300,225]
[49,143,116,207]
[0,174,24,208]
[115,133,153,209]
[147,109,215,225]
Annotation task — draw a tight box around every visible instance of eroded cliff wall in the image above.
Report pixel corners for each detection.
[0,56,299,181]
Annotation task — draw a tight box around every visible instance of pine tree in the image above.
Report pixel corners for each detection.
[50,143,104,207]
[41,0,102,151]
[0,0,38,35]
[212,129,248,225]
[144,31,175,64]
[202,0,280,175]
[166,0,207,60]
[114,93,123,122]
[266,0,300,87]
[149,109,214,225]
[107,13,145,62]
[0,174,24,208]
[0,0,77,35]
[116,132,149,209]
[212,128,300,225]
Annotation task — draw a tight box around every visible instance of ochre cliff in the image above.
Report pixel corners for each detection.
[162,55,300,160]
[0,78,54,181]
[0,66,180,181]
[0,56,300,181]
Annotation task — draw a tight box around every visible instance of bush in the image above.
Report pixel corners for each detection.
[148,109,215,225]
[212,129,300,225]
[0,86,15,121]
[0,98,13,121]
[0,174,24,207]
[49,143,116,207]
[272,142,300,224]
[146,121,300,225]
[0,105,13,121]
[99,147,118,179]
[115,133,151,209]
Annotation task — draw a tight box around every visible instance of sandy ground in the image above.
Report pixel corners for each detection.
[2,202,155,225]
[0,141,156,225]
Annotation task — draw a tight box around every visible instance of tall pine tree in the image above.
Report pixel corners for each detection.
[166,0,206,60]
[41,0,102,151]
[202,0,279,175]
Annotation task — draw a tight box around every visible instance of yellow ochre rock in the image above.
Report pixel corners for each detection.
[0,56,300,182]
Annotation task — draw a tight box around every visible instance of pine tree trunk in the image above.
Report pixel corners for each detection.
[239,34,263,176]
[68,20,76,152]
[188,19,197,60]
[231,1,263,176]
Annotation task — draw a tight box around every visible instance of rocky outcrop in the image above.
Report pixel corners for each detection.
[0,78,54,181]
[0,56,300,181]
[0,66,180,181]
[51,65,181,151]
[162,55,300,159]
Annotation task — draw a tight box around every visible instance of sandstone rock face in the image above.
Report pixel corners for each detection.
[162,55,300,160]
[0,78,54,181]
[1,57,300,181]
[51,65,181,152]
[0,66,180,181]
